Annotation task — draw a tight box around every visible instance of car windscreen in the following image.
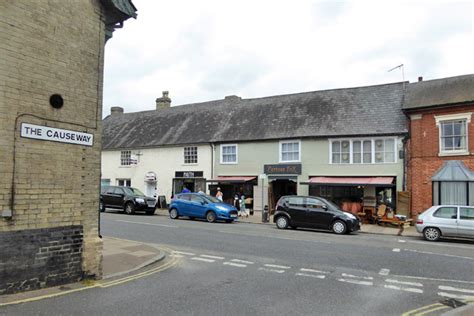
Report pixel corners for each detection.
[201,194,221,203]
[123,187,145,196]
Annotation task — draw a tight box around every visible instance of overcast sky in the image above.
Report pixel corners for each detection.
[103,0,473,116]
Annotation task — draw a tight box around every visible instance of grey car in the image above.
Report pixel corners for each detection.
[415,205,474,241]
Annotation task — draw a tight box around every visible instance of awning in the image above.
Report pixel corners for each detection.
[304,176,394,186]
[207,176,256,183]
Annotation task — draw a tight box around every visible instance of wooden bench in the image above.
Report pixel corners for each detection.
[377,218,413,236]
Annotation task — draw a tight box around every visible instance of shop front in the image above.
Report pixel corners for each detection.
[172,171,206,195]
[304,176,396,222]
[264,163,301,211]
[207,176,257,208]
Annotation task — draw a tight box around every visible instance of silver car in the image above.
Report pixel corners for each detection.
[416,205,474,241]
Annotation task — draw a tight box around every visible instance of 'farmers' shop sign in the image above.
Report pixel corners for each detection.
[20,123,93,146]
[264,164,302,175]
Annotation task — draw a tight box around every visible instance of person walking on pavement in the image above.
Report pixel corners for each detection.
[240,194,248,217]
[216,187,223,202]
[234,194,241,215]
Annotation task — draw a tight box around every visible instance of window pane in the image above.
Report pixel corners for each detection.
[444,137,453,150]
[332,141,341,153]
[332,153,340,164]
[341,152,349,163]
[375,139,384,151]
[353,153,361,163]
[353,141,361,152]
[288,197,305,207]
[375,152,383,163]
[363,153,371,163]
[442,122,453,137]
[385,139,395,151]
[384,152,395,163]
[453,122,462,136]
[460,207,474,220]
[341,141,350,153]
[433,207,457,219]
[441,182,467,205]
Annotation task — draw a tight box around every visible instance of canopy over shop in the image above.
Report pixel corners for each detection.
[207,176,257,207]
[302,176,396,215]
[432,160,474,206]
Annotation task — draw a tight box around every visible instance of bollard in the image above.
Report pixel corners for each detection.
[262,205,269,223]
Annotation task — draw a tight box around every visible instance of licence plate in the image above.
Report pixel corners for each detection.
[147,202,155,207]
[230,214,237,218]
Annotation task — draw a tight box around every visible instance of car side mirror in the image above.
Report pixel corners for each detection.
[322,204,328,210]
[201,201,207,205]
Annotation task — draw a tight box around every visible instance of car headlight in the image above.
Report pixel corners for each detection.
[135,198,145,203]
[216,205,228,211]
[344,212,357,220]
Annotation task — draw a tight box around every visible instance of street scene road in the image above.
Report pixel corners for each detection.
[2,212,474,315]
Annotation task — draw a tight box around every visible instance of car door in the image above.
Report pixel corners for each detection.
[189,195,207,218]
[102,187,116,207]
[111,187,126,208]
[287,196,308,226]
[176,194,192,216]
[458,207,474,238]
[305,197,334,229]
[431,206,458,237]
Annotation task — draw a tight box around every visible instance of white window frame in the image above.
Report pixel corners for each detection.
[120,150,131,166]
[184,146,198,164]
[117,178,131,187]
[435,113,471,156]
[329,137,397,164]
[279,140,301,163]
[220,144,238,164]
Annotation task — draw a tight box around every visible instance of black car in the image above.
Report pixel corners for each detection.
[273,195,360,234]
[100,186,156,215]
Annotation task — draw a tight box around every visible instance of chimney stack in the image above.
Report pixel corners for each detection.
[156,91,171,109]
[224,95,241,101]
[418,76,423,82]
[110,106,124,116]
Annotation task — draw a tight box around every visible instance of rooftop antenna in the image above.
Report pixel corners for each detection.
[388,64,405,90]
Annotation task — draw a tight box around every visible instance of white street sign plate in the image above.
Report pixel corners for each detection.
[20,123,93,146]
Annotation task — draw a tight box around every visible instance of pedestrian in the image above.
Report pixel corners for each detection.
[240,194,248,217]
[234,194,241,214]
[216,187,223,202]
[182,186,190,193]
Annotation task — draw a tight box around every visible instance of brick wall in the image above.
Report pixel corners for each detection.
[0,1,107,293]
[0,226,83,295]
[407,103,474,215]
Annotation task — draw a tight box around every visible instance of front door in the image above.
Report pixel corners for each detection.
[458,207,474,237]
[305,197,334,229]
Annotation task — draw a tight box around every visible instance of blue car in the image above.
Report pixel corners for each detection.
[169,193,238,223]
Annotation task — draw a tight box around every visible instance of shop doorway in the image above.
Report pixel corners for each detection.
[270,179,297,210]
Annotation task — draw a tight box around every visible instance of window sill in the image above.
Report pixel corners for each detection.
[438,151,470,157]
[220,162,238,165]
[119,165,132,168]
[183,163,198,166]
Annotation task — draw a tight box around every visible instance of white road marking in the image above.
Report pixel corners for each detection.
[338,278,373,286]
[385,279,423,287]
[392,248,400,252]
[200,255,225,260]
[390,274,474,285]
[438,286,474,294]
[438,292,474,300]
[116,220,178,228]
[296,273,326,279]
[259,267,286,274]
[405,249,474,260]
[172,251,195,256]
[170,254,183,258]
[191,257,215,263]
[341,273,373,280]
[379,269,390,276]
[231,259,254,264]
[398,239,406,243]
[264,264,291,269]
[223,262,246,268]
[300,268,330,274]
[404,240,474,250]
[384,284,423,294]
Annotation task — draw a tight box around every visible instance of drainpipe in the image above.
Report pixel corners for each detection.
[210,143,215,194]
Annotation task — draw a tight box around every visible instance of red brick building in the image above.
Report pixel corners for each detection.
[404,75,474,216]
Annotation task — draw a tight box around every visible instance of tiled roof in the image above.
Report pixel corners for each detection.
[403,74,474,110]
[102,82,408,149]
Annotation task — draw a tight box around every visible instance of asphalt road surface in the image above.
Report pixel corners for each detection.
[2,211,474,316]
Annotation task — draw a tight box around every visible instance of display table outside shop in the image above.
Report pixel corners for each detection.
[377,218,413,236]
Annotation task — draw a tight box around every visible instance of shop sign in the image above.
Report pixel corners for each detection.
[145,171,157,182]
[175,171,203,178]
[264,164,302,175]
[20,123,93,146]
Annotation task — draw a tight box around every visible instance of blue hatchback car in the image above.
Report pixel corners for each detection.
[169,193,238,223]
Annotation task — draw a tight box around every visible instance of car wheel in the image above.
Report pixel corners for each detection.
[169,208,179,219]
[276,216,289,229]
[99,200,105,212]
[206,211,217,223]
[146,210,155,215]
[124,202,135,215]
[423,227,441,241]
[332,220,347,234]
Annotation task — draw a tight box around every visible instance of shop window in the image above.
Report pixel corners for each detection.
[435,113,471,155]
[221,144,238,164]
[184,146,198,164]
[460,207,474,220]
[120,150,131,166]
[117,179,131,187]
[280,140,300,162]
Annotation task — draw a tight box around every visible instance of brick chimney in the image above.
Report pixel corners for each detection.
[224,95,241,101]
[110,106,124,116]
[418,76,423,82]
[156,91,171,109]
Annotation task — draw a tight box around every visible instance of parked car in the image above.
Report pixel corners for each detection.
[100,186,156,215]
[416,205,474,241]
[273,195,360,234]
[168,193,238,223]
